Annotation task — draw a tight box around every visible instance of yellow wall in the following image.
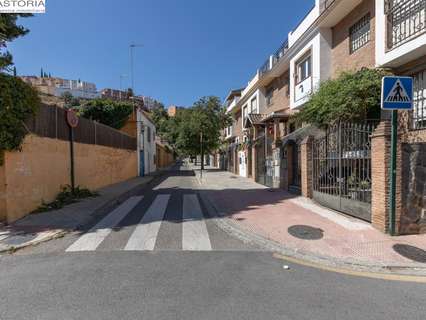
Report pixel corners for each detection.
[1,134,137,223]
[0,161,6,222]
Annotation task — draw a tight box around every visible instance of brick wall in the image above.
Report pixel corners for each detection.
[331,0,376,77]
[265,72,290,113]
[233,109,243,140]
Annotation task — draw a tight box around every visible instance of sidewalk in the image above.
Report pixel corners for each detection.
[0,175,155,253]
[193,165,426,275]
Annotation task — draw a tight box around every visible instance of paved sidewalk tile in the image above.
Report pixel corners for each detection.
[0,175,155,253]
[193,165,426,269]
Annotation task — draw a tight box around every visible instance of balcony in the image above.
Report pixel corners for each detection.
[259,39,289,78]
[320,0,336,14]
[259,59,271,76]
[272,40,289,67]
[386,0,426,50]
[226,97,240,113]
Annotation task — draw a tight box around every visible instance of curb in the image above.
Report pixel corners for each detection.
[0,174,160,254]
[197,190,426,278]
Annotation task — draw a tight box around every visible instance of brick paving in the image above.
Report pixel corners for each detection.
[195,166,426,268]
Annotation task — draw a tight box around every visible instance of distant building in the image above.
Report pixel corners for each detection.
[143,96,163,111]
[21,76,100,100]
[167,105,184,117]
[101,88,129,101]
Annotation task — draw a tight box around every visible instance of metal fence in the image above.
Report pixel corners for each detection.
[25,104,137,150]
[386,0,426,50]
[312,122,377,222]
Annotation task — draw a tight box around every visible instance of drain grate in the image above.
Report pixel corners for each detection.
[288,225,324,240]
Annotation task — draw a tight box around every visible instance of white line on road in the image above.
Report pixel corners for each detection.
[182,194,212,251]
[124,194,170,251]
[66,196,143,252]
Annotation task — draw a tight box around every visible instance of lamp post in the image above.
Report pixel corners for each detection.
[129,43,143,93]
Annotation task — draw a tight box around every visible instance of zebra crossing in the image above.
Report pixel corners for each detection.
[65,193,218,253]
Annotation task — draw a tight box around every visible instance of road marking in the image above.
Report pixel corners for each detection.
[66,196,143,252]
[182,194,212,251]
[124,194,170,251]
[273,253,426,283]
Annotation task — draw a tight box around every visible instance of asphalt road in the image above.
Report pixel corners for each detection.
[1,166,425,320]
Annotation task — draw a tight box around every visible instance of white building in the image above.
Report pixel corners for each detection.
[137,109,157,176]
[55,79,100,100]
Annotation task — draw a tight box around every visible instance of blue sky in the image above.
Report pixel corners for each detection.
[10,0,314,107]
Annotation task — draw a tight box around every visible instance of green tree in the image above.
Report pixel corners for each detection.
[296,68,389,128]
[0,73,40,162]
[0,13,32,71]
[151,104,169,138]
[81,99,134,129]
[61,91,73,108]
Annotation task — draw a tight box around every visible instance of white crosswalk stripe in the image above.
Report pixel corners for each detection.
[182,194,212,251]
[66,196,143,252]
[65,193,214,253]
[124,194,170,251]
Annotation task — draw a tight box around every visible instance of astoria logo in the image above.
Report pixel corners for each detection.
[0,0,46,13]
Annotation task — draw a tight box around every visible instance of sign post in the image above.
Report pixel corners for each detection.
[381,76,414,235]
[66,110,79,194]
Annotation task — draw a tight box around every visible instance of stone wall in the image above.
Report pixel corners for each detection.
[1,134,137,223]
[400,143,426,234]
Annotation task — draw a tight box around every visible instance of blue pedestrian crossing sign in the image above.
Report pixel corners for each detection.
[381,76,413,110]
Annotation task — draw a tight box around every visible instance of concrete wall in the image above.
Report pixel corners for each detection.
[1,134,137,223]
[331,0,376,77]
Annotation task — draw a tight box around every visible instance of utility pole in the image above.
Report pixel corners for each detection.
[129,43,143,94]
[200,131,204,179]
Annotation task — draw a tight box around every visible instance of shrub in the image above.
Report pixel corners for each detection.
[296,68,390,128]
[0,73,40,163]
[80,99,134,129]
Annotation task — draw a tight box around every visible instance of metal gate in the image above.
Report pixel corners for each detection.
[312,123,376,222]
[255,134,274,187]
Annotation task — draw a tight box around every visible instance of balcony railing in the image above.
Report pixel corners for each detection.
[320,0,336,13]
[259,39,289,77]
[386,0,426,50]
[259,59,271,76]
[272,40,289,66]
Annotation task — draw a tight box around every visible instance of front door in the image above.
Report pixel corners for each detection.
[139,151,145,177]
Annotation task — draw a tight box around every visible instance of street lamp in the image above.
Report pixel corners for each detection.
[129,43,143,93]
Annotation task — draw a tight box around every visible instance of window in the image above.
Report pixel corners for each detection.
[147,126,151,143]
[349,14,371,54]
[266,86,274,106]
[296,53,311,84]
[243,105,248,120]
[412,69,426,129]
[250,97,257,113]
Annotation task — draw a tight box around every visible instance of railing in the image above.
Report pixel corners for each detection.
[320,0,336,13]
[259,39,289,77]
[272,40,289,66]
[259,59,270,76]
[386,0,426,50]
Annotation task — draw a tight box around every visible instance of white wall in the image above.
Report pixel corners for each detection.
[137,111,157,175]
[289,27,332,109]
